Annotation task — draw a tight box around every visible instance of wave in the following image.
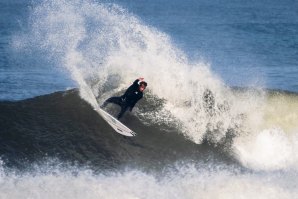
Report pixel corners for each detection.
[232,89,298,170]
[10,0,298,172]
[12,0,232,143]
[1,88,298,198]
[1,88,298,172]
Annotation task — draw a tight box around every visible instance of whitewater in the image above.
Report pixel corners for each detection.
[1,0,298,198]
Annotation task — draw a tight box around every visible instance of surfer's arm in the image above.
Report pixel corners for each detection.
[129,102,136,111]
[129,99,137,111]
[129,95,143,111]
[133,78,144,86]
[138,77,144,82]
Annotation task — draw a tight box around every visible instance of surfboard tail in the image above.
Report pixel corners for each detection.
[95,108,137,137]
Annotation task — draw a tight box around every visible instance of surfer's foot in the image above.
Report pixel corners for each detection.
[100,102,107,109]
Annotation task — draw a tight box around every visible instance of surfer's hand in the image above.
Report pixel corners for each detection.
[138,77,144,81]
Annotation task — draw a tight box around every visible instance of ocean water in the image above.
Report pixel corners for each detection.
[1,0,298,198]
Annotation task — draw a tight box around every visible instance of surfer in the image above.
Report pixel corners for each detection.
[100,78,147,119]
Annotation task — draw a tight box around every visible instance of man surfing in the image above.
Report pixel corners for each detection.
[100,77,147,119]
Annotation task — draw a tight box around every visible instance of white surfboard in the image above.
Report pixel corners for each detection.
[95,107,136,137]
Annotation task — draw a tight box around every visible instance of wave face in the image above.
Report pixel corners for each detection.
[0,89,233,170]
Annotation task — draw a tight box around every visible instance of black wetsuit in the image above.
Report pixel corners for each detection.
[102,79,144,119]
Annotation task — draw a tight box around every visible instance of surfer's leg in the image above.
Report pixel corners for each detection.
[101,96,122,108]
[117,105,129,119]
